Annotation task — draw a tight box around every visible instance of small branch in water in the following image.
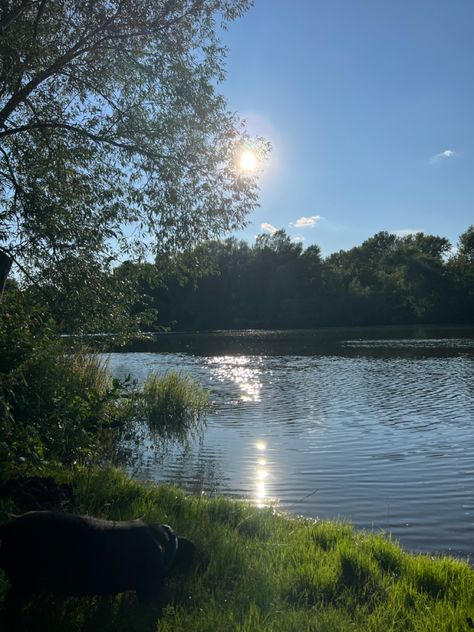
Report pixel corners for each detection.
[285,488,320,513]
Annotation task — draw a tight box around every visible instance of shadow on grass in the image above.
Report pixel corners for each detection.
[0,586,190,632]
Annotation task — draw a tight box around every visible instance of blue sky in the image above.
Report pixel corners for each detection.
[221,0,474,256]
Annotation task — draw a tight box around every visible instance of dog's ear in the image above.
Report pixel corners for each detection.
[148,523,178,573]
[170,536,195,573]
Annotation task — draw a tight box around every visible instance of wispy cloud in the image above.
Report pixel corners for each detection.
[289,215,321,228]
[390,228,422,237]
[261,222,277,235]
[430,149,455,164]
[291,235,305,243]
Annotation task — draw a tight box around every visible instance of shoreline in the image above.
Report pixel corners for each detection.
[1,467,473,631]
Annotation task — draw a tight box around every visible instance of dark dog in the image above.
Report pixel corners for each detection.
[0,511,195,604]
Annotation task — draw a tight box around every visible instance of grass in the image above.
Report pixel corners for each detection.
[0,467,473,631]
[65,350,112,396]
[139,371,209,439]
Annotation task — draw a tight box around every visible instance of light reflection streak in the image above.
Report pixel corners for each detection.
[253,439,273,507]
[208,355,262,403]
[256,480,266,506]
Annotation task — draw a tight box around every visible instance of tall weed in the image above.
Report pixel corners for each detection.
[139,371,209,440]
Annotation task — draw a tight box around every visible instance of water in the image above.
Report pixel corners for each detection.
[104,327,474,560]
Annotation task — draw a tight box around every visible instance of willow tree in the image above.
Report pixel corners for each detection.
[0,0,265,326]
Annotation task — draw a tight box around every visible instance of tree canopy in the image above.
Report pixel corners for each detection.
[116,227,474,331]
[0,0,265,318]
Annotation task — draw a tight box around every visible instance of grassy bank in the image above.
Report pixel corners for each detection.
[0,468,473,632]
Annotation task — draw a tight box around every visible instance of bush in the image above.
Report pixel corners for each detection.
[0,294,210,476]
[0,293,132,474]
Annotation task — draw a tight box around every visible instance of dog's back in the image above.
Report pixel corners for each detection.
[0,511,174,600]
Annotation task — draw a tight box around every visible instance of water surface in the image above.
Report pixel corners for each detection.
[105,327,474,559]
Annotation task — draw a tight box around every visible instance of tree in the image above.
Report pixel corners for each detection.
[0,0,266,323]
[245,230,304,327]
[457,225,474,264]
[300,244,325,325]
[323,231,452,325]
[448,226,474,322]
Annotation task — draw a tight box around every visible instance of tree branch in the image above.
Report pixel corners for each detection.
[0,2,126,127]
[0,0,206,128]
[0,0,32,34]
[0,120,163,157]
[32,0,49,40]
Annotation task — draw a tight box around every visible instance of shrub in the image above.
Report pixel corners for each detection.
[0,293,209,475]
[0,293,132,474]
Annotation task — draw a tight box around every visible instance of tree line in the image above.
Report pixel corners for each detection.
[112,226,474,331]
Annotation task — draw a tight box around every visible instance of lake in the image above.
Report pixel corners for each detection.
[104,326,474,560]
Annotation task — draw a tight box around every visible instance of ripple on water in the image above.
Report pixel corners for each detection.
[104,346,474,558]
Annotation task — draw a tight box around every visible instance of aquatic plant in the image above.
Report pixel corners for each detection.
[139,371,209,439]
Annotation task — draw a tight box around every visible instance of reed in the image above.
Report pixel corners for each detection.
[139,371,209,439]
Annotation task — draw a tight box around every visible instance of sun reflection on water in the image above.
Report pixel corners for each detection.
[208,355,262,403]
[252,439,274,508]
[207,356,276,508]
[256,479,266,506]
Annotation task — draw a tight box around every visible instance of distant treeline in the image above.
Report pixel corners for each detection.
[112,226,474,331]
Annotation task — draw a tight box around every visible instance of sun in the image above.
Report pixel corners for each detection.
[239,149,258,172]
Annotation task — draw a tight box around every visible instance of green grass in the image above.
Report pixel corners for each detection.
[139,371,209,439]
[1,467,473,631]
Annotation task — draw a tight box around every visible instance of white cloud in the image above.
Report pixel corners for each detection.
[390,229,422,237]
[430,149,455,163]
[289,215,321,228]
[260,222,277,235]
[291,235,305,243]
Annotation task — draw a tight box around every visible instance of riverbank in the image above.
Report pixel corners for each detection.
[1,468,472,631]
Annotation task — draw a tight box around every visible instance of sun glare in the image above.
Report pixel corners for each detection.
[239,149,258,172]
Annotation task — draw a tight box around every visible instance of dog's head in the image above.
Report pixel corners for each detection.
[149,524,195,575]
[172,535,196,573]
